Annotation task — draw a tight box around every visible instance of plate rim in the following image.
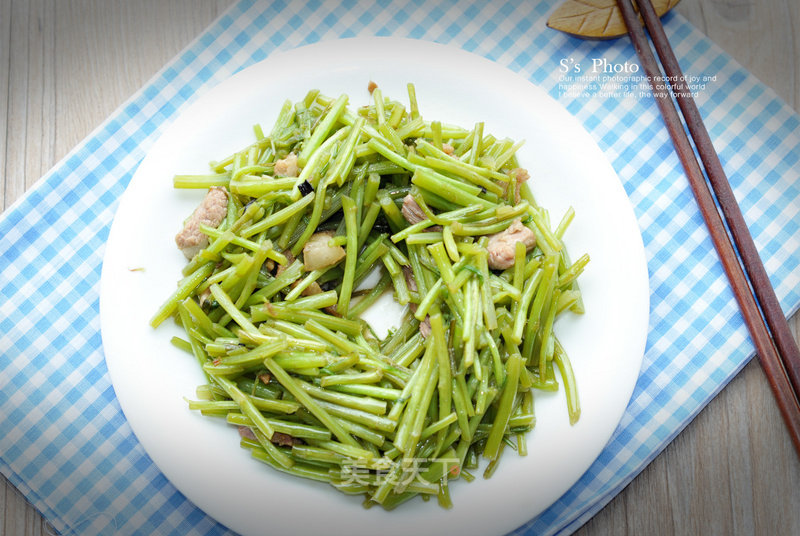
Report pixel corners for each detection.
[100,35,650,536]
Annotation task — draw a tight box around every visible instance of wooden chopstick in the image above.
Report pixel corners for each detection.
[616,0,800,454]
[633,0,800,399]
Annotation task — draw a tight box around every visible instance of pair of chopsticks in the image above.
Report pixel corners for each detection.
[616,0,800,455]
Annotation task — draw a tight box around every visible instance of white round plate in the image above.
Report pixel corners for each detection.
[101,37,648,536]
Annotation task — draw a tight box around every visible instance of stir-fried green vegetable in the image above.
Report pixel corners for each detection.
[153,83,588,509]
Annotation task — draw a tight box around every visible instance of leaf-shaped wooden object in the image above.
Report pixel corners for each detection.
[547,0,681,40]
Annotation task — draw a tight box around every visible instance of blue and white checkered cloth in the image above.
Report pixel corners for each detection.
[1,1,798,534]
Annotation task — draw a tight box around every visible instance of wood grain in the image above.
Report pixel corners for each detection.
[0,0,798,535]
[575,1,800,534]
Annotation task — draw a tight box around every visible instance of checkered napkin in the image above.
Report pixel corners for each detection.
[2,1,798,534]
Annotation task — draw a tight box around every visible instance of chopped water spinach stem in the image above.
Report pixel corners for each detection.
[155,82,588,510]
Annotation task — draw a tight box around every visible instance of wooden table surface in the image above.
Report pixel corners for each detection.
[1,0,798,534]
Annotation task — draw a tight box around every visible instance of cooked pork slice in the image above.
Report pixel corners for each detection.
[486,219,536,270]
[238,426,257,441]
[304,281,325,296]
[403,266,418,293]
[506,167,530,204]
[302,231,346,271]
[274,152,299,178]
[419,316,432,339]
[277,250,324,297]
[401,194,427,225]
[270,431,303,447]
[402,272,430,338]
[509,167,530,183]
[175,186,228,259]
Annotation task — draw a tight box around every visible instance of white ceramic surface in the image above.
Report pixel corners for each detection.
[100,37,649,536]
